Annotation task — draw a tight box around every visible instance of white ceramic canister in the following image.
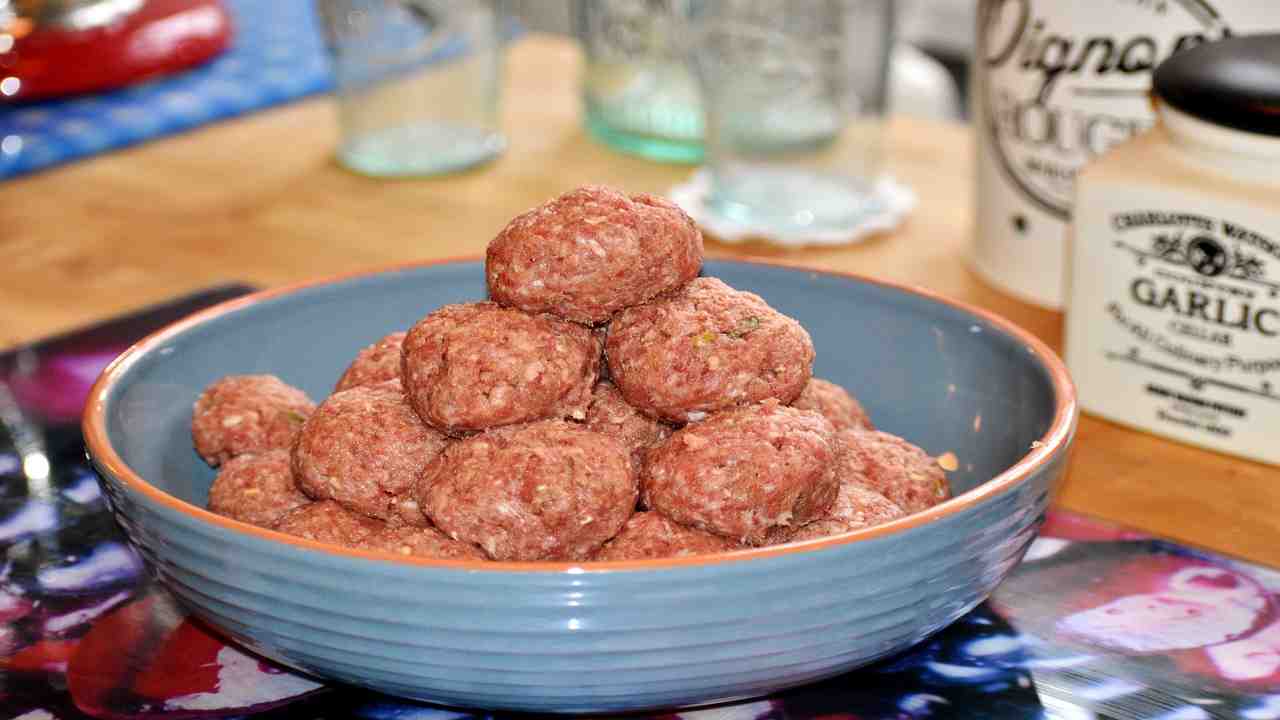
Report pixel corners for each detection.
[1066,34,1280,466]
[972,0,1280,309]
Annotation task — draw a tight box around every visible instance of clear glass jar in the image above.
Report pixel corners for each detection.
[688,0,895,234]
[319,0,507,177]
[573,0,704,163]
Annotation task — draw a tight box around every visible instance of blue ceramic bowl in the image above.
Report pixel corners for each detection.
[84,259,1077,713]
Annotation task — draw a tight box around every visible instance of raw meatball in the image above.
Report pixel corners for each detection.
[642,401,838,546]
[419,420,636,561]
[789,481,905,542]
[607,277,814,423]
[272,500,385,546]
[357,525,487,561]
[192,375,314,466]
[401,302,602,434]
[791,378,873,431]
[584,381,672,470]
[335,331,406,392]
[486,185,704,325]
[593,512,739,561]
[207,450,309,528]
[841,430,950,514]
[292,380,447,526]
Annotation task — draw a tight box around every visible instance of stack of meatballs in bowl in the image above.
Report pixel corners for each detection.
[195,186,949,561]
[85,185,1076,712]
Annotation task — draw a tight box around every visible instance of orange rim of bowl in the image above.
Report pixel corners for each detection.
[82,255,1079,573]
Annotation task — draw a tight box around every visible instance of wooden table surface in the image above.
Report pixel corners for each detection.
[3,35,1275,565]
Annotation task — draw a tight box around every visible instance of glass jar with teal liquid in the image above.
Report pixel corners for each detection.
[573,0,704,163]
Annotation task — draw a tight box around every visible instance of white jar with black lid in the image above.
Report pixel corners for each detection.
[1067,34,1280,466]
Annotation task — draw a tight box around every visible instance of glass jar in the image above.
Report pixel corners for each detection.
[319,0,507,177]
[573,0,703,163]
[688,0,894,235]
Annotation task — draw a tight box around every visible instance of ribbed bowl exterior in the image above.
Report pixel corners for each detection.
[84,259,1076,713]
[94,450,1063,712]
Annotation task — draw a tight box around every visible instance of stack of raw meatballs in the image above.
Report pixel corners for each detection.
[195,186,950,562]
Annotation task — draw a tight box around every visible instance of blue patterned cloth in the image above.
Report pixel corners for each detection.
[0,0,333,180]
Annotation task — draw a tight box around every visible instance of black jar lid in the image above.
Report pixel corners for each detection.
[1153,34,1280,138]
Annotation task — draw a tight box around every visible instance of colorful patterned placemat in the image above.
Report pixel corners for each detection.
[0,0,330,180]
[2,289,1279,719]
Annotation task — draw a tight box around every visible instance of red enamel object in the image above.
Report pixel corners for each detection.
[2,0,233,101]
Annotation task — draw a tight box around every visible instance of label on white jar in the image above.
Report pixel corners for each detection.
[972,0,1280,308]
[1068,184,1280,464]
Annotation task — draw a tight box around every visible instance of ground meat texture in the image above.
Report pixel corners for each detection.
[584,381,672,470]
[191,375,315,466]
[419,420,636,561]
[486,185,704,325]
[292,381,446,526]
[791,378,874,431]
[789,480,905,542]
[840,430,950,514]
[607,277,815,423]
[206,450,309,528]
[593,512,739,561]
[272,500,385,546]
[334,331,406,392]
[356,525,487,561]
[401,302,602,434]
[642,402,838,546]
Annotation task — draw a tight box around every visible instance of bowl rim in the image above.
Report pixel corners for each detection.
[82,255,1078,573]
